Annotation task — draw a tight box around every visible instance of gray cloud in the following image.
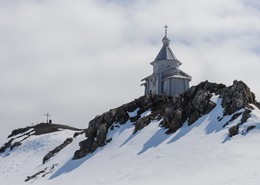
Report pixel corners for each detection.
[0,0,260,141]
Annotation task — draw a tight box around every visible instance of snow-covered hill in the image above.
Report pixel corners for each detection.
[1,81,260,185]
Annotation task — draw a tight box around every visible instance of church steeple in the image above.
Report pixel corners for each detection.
[154,25,176,61]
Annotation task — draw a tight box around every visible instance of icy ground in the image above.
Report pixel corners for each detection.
[1,96,260,185]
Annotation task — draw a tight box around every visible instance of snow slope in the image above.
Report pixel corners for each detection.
[0,129,85,185]
[1,95,260,185]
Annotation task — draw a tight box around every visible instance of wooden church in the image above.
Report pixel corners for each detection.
[141,26,192,97]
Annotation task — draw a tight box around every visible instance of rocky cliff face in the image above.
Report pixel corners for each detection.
[73,80,259,159]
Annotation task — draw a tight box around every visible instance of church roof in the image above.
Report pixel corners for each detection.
[154,38,177,61]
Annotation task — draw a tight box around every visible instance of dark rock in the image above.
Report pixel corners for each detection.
[43,137,73,164]
[223,112,243,128]
[87,117,102,139]
[160,81,224,131]
[73,132,80,138]
[25,164,58,182]
[105,138,112,143]
[25,169,45,182]
[115,106,129,125]
[240,109,251,124]
[73,130,85,138]
[110,125,114,131]
[190,89,216,115]
[229,125,239,137]
[220,80,256,115]
[0,139,13,153]
[74,138,99,159]
[137,106,149,116]
[134,116,151,134]
[91,141,99,151]
[130,115,141,122]
[126,101,139,112]
[188,111,201,125]
[184,81,226,99]
[33,123,83,135]
[85,128,90,137]
[10,142,21,150]
[217,116,223,121]
[246,125,256,133]
[226,109,252,138]
[96,123,108,146]
[166,108,183,133]
[74,139,94,159]
[191,89,212,112]
[73,149,86,160]
[8,126,33,138]
[204,101,217,114]
[136,96,149,109]
[103,110,116,126]
[33,123,59,135]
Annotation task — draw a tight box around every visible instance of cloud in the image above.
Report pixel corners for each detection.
[0,0,260,140]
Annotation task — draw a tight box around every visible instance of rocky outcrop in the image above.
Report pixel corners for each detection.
[220,80,257,115]
[0,123,84,154]
[73,80,259,160]
[229,125,240,137]
[228,108,253,137]
[161,81,225,133]
[43,138,73,164]
[8,126,33,138]
[73,94,172,159]
[25,164,58,182]
[0,139,13,153]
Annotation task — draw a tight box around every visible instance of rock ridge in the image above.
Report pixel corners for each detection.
[73,80,259,159]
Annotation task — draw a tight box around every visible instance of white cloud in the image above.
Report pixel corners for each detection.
[0,0,260,140]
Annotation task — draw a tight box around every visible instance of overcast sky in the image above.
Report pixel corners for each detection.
[1,0,260,140]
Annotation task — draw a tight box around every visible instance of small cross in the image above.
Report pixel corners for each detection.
[44,113,51,123]
[164,25,168,37]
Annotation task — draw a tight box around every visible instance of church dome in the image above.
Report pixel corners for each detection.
[162,36,170,46]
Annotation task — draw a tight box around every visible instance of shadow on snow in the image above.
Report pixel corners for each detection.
[50,147,100,180]
[50,121,134,180]
[137,128,170,155]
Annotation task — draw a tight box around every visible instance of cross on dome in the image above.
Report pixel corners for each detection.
[162,25,170,46]
[164,25,168,37]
